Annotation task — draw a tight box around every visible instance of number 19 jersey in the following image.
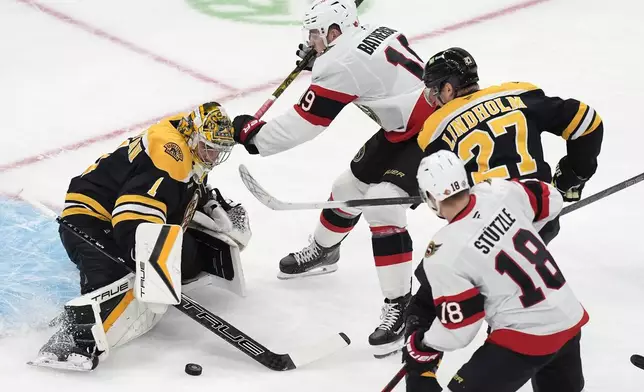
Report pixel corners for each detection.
[417,179,589,356]
[252,25,435,156]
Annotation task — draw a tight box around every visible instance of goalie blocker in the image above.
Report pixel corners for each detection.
[31,198,251,372]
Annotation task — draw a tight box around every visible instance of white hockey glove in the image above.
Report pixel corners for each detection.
[200,187,252,250]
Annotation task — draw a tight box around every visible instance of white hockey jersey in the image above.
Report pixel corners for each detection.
[251,25,435,156]
[417,179,589,356]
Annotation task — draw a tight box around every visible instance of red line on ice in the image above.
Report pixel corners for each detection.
[1,0,551,174]
[15,0,238,92]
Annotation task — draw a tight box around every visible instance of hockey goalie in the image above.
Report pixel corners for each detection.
[29,102,252,371]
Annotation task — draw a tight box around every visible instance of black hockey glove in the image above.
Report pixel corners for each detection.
[553,156,587,202]
[232,115,265,155]
[403,328,443,392]
[296,44,316,71]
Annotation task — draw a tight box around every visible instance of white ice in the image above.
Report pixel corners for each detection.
[1,0,643,390]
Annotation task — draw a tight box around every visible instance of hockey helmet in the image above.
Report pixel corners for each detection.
[417,150,470,215]
[302,0,360,47]
[423,47,478,102]
[179,102,235,183]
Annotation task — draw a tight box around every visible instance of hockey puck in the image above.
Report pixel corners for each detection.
[185,363,203,376]
[631,354,644,370]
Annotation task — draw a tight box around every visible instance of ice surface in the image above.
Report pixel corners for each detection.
[1,0,643,390]
[0,197,76,335]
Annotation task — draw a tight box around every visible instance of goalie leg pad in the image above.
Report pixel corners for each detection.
[134,223,183,305]
[31,274,165,371]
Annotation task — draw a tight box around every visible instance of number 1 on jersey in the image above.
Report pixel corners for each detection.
[385,35,424,80]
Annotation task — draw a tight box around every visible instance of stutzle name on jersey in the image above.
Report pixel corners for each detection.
[473,207,516,254]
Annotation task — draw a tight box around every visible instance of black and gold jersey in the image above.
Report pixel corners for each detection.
[418,82,603,185]
[61,114,202,261]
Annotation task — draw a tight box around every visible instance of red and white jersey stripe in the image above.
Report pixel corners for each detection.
[252,25,435,156]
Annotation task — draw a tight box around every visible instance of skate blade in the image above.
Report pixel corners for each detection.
[372,338,405,359]
[28,354,95,372]
[277,264,338,280]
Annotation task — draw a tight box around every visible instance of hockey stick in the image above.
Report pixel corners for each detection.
[631,354,644,370]
[239,164,423,210]
[381,365,406,392]
[253,0,366,119]
[21,195,350,371]
[559,171,644,216]
[240,164,644,213]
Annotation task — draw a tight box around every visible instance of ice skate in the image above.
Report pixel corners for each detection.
[278,237,340,279]
[369,293,411,359]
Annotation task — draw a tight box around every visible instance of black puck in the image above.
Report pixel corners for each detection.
[185,363,202,376]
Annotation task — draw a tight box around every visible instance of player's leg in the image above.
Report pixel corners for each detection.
[531,332,584,392]
[278,130,389,279]
[32,222,170,371]
[447,341,551,392]
[59,222,129,294]
[363,181,412,357]
[365,140,423,357]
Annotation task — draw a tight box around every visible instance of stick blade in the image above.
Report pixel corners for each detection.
[238,164,291,210]
[287,332,351,369]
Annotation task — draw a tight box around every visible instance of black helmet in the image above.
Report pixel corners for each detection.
[423,47,478,91]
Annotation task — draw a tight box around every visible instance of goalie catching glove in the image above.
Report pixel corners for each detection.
[199,186,251,250]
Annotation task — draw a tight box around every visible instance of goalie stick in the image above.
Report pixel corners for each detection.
[239,164,644,216]
[22,195,350,371]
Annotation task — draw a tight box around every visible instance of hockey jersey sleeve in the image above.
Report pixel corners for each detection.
[509,179,564,231]
[520,87,604,180]
[420,259,486,352]
[251,60,360,156]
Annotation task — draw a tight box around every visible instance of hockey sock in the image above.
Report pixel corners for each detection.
[371,226,413,299]
[314,206,361,248]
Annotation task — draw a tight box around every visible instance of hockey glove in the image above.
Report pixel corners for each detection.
[296,44,316,71]
[232,115,265,155]
[403,329,443,392]
[202,187,251,250]
[553,156,587,202]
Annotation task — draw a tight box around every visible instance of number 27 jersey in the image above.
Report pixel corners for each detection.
[252,26,435,156]
[418,179,589,356]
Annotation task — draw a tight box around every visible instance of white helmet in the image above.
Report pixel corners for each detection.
[417,150,470,214]
[302,0,360,46]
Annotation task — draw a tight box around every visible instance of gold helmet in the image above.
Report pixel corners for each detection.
[178,102,234,183]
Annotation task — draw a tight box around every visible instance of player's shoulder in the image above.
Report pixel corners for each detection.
[418,81,542,150]
[422,225,468,268]
[313,26,400,75]
[492,81,541,95]
[142,114,193,183]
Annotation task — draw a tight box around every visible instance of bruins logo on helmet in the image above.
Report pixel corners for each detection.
[425,241,442,258]
[164,142,184,162]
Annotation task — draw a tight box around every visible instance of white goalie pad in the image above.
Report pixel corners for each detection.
[190,211,247,297]
[135,223,183,306]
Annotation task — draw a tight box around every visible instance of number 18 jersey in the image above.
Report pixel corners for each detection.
[252,25,435,156]
[417,179,589,356]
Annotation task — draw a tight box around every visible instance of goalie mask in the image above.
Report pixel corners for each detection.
[179,102,235,184]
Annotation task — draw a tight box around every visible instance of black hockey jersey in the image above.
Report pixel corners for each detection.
[418,82,603,185]
[61,114,202,263]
